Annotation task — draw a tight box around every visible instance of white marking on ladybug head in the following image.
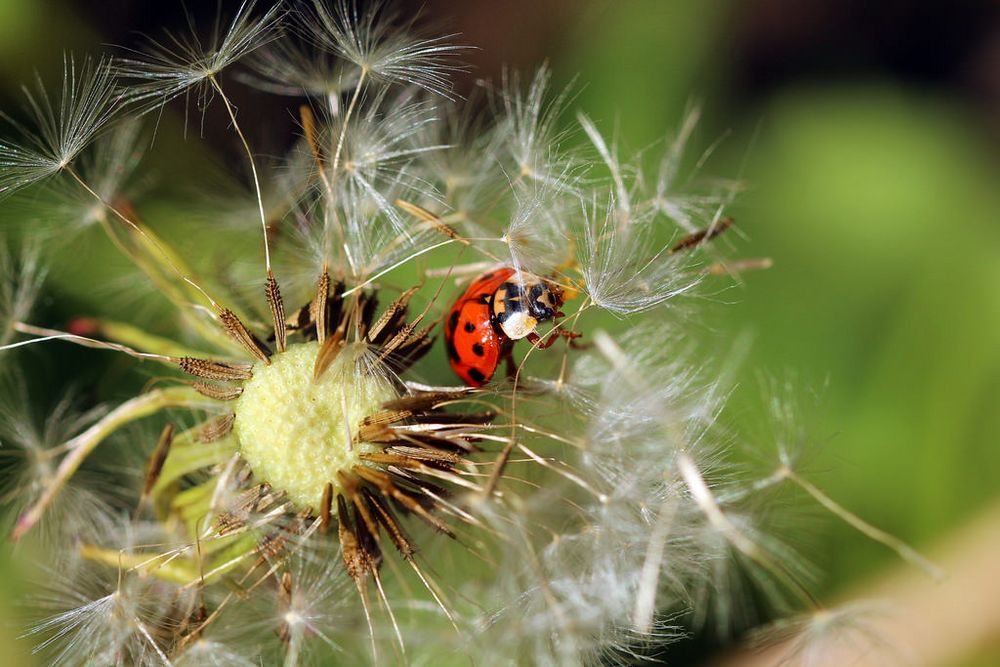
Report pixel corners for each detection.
[499,311,538,340]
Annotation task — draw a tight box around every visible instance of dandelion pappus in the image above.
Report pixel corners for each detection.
[444,268,579,386]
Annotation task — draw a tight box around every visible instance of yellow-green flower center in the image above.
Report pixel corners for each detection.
[233,341,397,509]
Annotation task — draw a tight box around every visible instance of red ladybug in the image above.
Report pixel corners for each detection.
[444,268,572,386]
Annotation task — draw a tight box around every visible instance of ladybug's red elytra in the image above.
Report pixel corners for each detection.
[444,268,575,386]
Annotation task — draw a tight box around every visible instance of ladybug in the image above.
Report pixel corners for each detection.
[444,268,573,386]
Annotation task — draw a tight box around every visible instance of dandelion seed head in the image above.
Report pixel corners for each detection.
[1,4,934,665]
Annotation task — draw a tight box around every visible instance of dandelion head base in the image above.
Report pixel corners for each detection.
[234,341,397,508]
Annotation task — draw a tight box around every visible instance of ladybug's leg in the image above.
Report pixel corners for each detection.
[526,331,553,349]
[502,346,517,380]
[527,329,583,350]
[551,312,587,347]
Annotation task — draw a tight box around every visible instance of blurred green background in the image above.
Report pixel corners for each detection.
[1,0,998,664]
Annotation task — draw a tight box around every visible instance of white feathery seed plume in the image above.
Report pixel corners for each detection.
[0,55,122,195]
[0,238,46,348]
[117,0,284,108]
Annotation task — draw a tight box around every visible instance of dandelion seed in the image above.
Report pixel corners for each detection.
[750,601,903,667]
[649,106,743,232]
[172,640,256,667]
[499,66,582,193]
[329,94,448,231]
[117,0,283,108]
[0,370,119,550]
[244,35,360,101]
[581,196,700,315]
[43,118,148,235]
[22,520,191,666]
[305,0,467,98]
[0,55,121,195]
[497,184,576,274]
[0,238,45,349]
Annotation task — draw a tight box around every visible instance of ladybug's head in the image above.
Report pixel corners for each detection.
[493,273,567,341]
[526,279,565,323]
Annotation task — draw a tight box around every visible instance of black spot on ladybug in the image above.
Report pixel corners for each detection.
[479,294,490,304]
[445,338,461,362]
[468,367,486,383]
[448,311,459,331]
[471,343,485,357]
[463,321,476,333]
